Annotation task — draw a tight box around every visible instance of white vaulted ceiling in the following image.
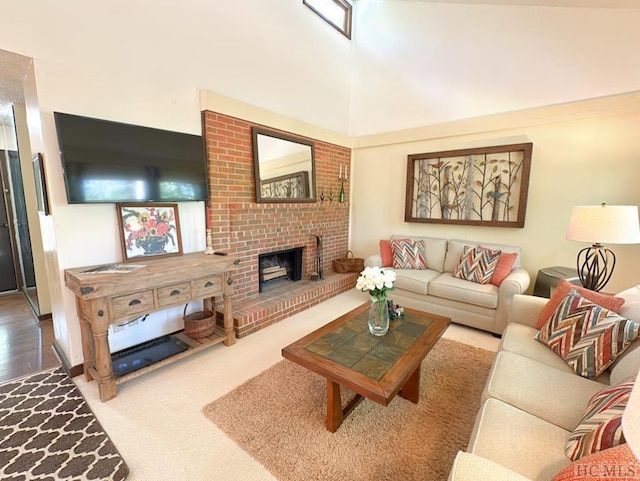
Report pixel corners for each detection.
[391,0,640,8]
[0,1,639,135]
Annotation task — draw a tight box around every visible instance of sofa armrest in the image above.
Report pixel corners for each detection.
[509,294,548,328]
[449,452,532,481]
[493,268,531,334]
[364,254,382,268]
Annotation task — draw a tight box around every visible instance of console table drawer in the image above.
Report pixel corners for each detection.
[193,276,223,298]
[112,290,154,319]
[157,282,192,307]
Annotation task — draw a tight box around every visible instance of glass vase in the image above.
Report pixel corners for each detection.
[368,294,389,336]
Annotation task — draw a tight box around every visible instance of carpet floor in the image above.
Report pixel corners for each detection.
[0,367,129,481]
[204,337,494,481]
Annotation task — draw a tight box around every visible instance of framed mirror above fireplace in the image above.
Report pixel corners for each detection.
[251,127,316,203]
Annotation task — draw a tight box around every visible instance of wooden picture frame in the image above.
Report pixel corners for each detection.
[116,203,183,262]
[405,143,532,228]
[32,153,50,215]
[260,171,309,199]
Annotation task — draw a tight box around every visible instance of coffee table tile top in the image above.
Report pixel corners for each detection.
[305,311,433,381]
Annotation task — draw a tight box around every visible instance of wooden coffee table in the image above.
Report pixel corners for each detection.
[281,303,451,432]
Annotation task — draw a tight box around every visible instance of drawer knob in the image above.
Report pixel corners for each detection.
[129,299,141,306]
[170,289,181,296]
[227,276,233,286]
[204,281,213,288]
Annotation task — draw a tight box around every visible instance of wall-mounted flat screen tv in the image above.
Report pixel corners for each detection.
[54,112,208,203]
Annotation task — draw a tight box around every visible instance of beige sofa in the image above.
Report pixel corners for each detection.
[364,235,530,335]
[449,291,640,481]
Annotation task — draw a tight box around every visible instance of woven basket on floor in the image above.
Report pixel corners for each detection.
[183,304,216,339]
[333,250,365,274]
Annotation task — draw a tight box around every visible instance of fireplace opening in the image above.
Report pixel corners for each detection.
[259,247,303,293]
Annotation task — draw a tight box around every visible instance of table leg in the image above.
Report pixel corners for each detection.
[327,380,343,432]
[223,277,236,346]
[88,299,116,402]
[399,365,421,403]
[94,327,117,402]
[77,298,96,383]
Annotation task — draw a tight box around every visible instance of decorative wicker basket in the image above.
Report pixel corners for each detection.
[183,304,216,339]
[333,250,365,274]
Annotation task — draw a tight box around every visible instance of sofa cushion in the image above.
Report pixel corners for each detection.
[449,452,532,481]
[429,273,499,309]
[489,251,518,287]
[483,351,606,431]
[453,245,501,285]
[500,323,574,370]
[536,279,625,329]
[500,322,611,383]
[565,375,635,461]
[617,284,640,322]
[390,235,448,273]
[392,268,440,295]
[610,341,640,385]
[468,398,571,481]
[444,239,522,273]
[390,239,427,269]
[551,444,638,481]
[536,290,640,379]
[379,240,393,267]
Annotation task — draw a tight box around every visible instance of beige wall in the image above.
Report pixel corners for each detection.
[350,94,640,294]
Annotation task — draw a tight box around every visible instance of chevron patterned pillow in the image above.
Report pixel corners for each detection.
[565,375,636,461]
[536,290,640,379]
[452,245,501,284]
[390,239,427,269]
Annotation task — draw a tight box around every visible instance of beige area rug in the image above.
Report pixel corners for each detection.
[204,338,494,481]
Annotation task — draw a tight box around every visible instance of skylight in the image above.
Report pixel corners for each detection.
[303,0,352,39]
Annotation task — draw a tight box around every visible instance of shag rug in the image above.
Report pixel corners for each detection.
[204,338,494,481]
[0,367,128,480]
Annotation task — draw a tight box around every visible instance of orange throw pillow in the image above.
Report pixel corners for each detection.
[490,252,518,287]
[535,279,625,329]
[379,240,393,267]
[552,444,639,481]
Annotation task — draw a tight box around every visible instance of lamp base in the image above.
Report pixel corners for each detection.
[576,243,616,292]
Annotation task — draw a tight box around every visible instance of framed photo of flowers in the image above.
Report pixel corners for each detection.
[116,203,183,262]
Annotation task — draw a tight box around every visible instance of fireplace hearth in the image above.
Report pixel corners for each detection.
[259,248,303,292]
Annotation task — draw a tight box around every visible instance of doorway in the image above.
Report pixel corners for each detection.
[0,151,18,292]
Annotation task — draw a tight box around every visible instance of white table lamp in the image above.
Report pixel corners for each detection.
[566,204,640,291]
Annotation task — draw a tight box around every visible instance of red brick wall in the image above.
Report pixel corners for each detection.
[202,111,351,306]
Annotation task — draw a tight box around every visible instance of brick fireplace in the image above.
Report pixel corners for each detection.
[259,247,303,293]
[202,111,357,337]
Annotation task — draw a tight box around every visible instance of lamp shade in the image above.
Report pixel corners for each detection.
[622,369,640,461]
[566,205,640,244]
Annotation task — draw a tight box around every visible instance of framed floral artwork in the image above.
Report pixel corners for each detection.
[116,203,183,261]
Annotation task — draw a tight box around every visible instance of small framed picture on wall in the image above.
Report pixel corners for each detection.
[116,203,183,261]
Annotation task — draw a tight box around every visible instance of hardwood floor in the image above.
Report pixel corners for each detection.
[0,292,61,383]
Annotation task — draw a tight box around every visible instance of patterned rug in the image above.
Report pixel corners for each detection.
[204,338,495,481]
[0,367,128,480]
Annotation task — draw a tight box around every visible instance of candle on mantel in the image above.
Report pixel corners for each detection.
[345,165,348,181]
[339,165,342,179]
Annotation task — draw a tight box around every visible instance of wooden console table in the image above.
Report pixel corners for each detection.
[64,252,239,401]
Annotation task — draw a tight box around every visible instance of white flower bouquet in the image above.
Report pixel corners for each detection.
[355,266,396,299]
